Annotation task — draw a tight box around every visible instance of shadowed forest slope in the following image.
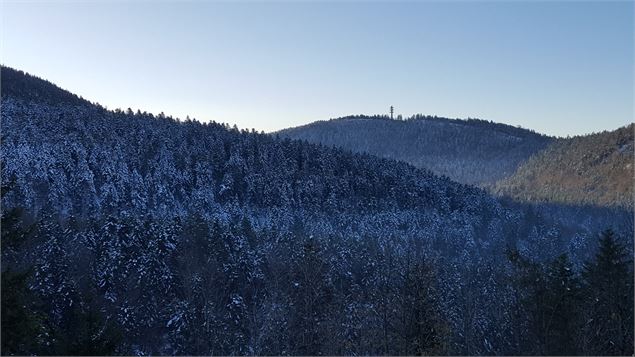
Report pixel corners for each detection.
[277,115,552,186]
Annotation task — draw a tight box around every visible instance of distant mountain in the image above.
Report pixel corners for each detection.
[277,115,553,186]
[1,66,632,356]
[493,125,634,208]
[277,115,634,208]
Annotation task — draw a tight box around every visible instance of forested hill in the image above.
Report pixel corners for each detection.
[1,67,481,219]
[277,115,553,185]
[493,124,634,208]
[0,67,90,107]
[1,66,633,356]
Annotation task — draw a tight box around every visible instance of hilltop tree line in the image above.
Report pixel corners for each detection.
[277,115,551,186]
[278,114,634,208]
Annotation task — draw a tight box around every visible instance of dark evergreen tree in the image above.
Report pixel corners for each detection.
[507,251,582,355]
[288,236,333,355]
[51,293,122,356]
[580,229,634,356]
[395,255,447,355]
[1,269,47,355]
[543,254,580,355]
[0,192,46,355]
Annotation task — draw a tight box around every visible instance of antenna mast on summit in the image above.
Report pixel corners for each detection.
[390,106,394,119]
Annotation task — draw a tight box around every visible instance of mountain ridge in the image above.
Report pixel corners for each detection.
[493,124,634,208]
[278,114,633,208]
[277,114,553,186]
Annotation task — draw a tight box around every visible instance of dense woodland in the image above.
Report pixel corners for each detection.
[494,125,634,208]
[278,115,634,208]
[1,66,633,355]
[278,115,552,186]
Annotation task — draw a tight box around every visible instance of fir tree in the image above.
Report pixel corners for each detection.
[580,229,634,356]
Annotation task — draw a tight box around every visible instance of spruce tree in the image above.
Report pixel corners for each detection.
[580,229,634,356]
[543,254,580,355]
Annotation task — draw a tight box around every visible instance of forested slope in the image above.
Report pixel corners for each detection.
[494,124,634,208]
[1,66,632,356]
[277,115,552,186]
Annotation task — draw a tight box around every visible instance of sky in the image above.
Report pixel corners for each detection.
[2,1,633,137]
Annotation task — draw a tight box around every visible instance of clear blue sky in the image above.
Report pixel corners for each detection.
[2,1,633,136]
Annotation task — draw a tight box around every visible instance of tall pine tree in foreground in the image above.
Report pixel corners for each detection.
[580,229,634,356]
[543,254,580,355]
[1,183,47,355]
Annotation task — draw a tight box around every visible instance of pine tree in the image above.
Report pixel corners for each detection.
[543,254,580,355]
[52,293,122,355]
[1,197,47,355]
[396,256,447,355]
[288,236,332,355]
[507,248,548,354]
[1,269,47,355]
[580,229,634,355]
